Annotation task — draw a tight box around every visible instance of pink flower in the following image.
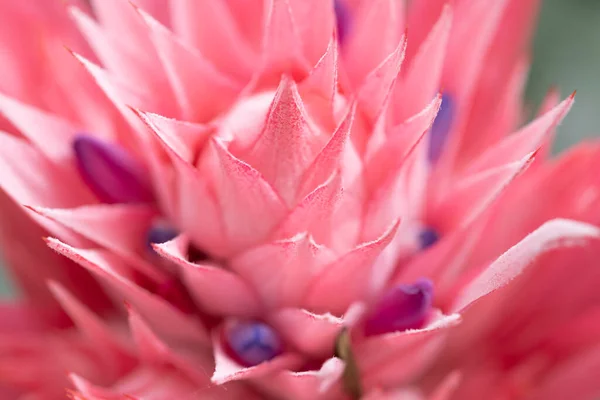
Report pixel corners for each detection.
[0,0,599,399]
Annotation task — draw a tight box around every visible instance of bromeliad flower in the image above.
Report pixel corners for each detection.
[1,1,600,399]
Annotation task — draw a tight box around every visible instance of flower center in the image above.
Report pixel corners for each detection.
[223,320,283,367]
[364,278,434,336]
[73,135,154,204]
[428,93,455,163]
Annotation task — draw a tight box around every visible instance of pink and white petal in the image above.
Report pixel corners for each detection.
[393,5,452,122]
[357,313,461,391]
[0,93,81,162]
[28,204,162,281]
[211,331,304,385]
[305,221,400,314]
[153,237,261,317]
[231,233,334,309]
[137,8,242,122]
[245,77,325,205]
[206,138,287,253]
[343,0,405,87]
[46,238,209,344]
[269,308,344,358]
[452,218,600,312]
[170,0,257,81]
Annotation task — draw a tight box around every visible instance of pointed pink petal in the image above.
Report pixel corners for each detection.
[457,57,530,169]
[28,204,163,281]
[276,171,342,245]
[358,313,461,390]
[356,39,407,122]
[170,0,256,81]
[0,93,80,162]
[133,108,213,163]
[49,282,136,372]
[90,0,155,54]
[299,39,340,131]
[253,0,311,87]
[453,219,600,312]
[269,309,343,358]
[305,221,400,314]
[287,0,335,65]
[253,358,346,400]
[393,5,452,122]
[133,110,228,256]
[71,367,212,399]
[211,331,303,385]
[465,94,574,175]
[245,77,325,205]
[46,238,209,344]
[533,88,562,163]
[0,132,94,208]
[207,138,287,252]
[529,344,600,400]
[432,153,535,231]
[344,0,406,87]
[137,8,242,121]
[443,0,510,103]
[365,95,442,192]
[69,5,175,115]
[231,233,334,309]
[70,50,161,133]
[126,305,213,383]
[298,104,355,199]
[153,237,261,317]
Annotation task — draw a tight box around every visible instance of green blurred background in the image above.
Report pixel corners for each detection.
[1,0,599,296]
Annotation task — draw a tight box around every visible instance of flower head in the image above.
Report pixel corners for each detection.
[1,1,600,399]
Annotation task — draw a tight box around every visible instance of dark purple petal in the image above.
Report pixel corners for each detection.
[418,227,440,250]
[334,0,351,44]
[364,278,434,336]
[428,93,455,163]
[224,320,283,367]
[73,135,154,204]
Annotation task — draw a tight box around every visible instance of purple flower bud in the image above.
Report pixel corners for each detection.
[224,320,283,367]
[334,0,351,44]
[418,227,440,250]
[364,278,434,336]
[73,135,154,204]
[428,93,455,163]
[146,222,179,250]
